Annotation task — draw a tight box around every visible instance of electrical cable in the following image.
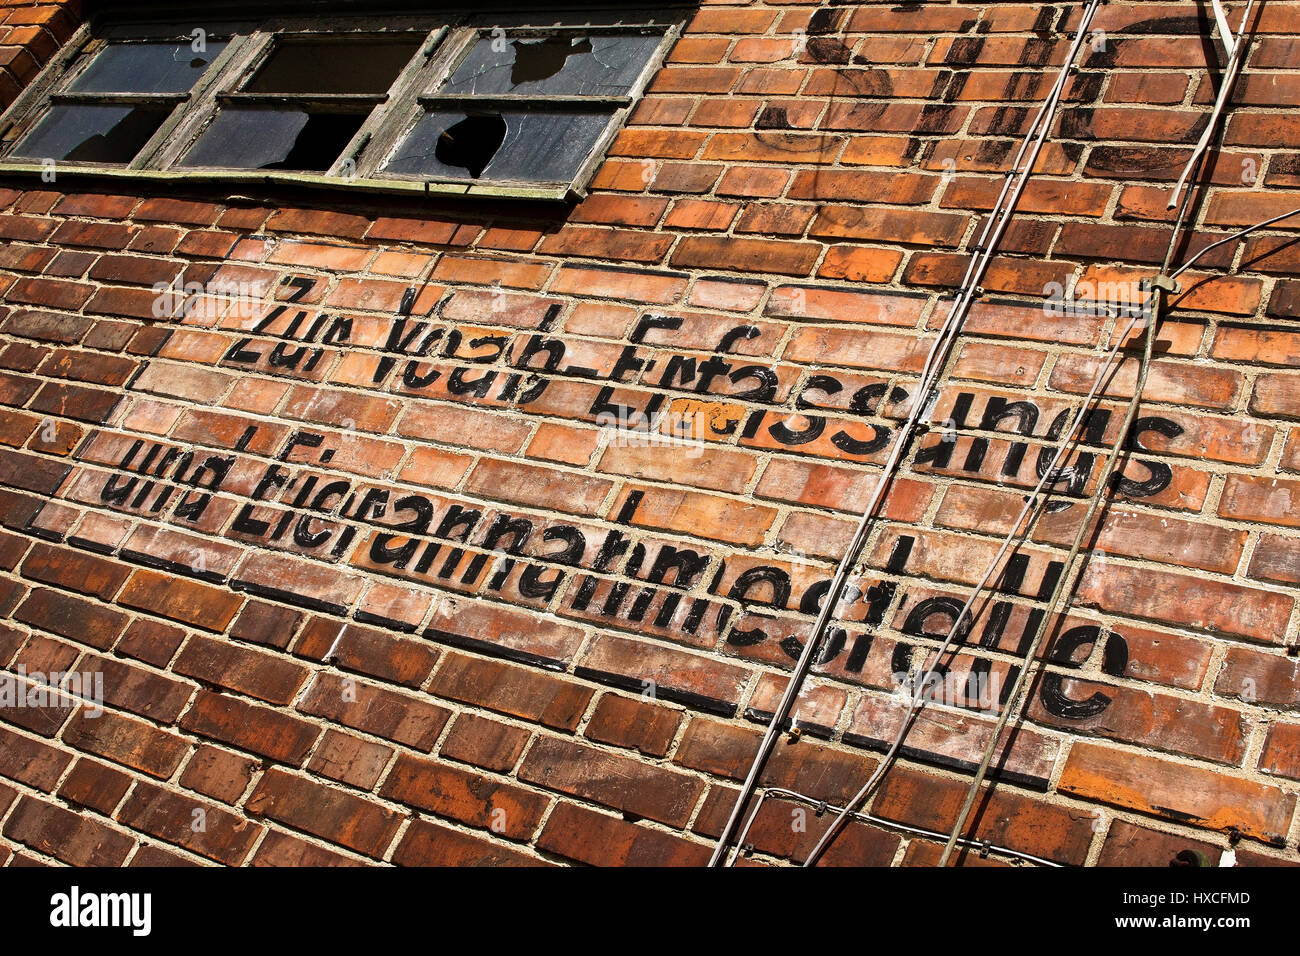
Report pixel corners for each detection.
[742,787,1065,867]
[707,0,1104,867]
[1169,0,1255,208]
[798,298,1149,867]
[1172,207,1300,279]
[935,5,1259,867]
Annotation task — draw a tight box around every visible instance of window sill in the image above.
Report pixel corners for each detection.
[0,162,579,202]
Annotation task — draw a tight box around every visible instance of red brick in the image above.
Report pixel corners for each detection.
[174,634,309,705]
[246,767,401,858]
[4,794,134,866]
[57,757,132,815]
[180,689,319,764]
[118,780,262,865]
[392,818,546,866]
[251,830,363,866]
[585,693,682,758]
[293,617,438,689]
[307,729,392,790]
[538,802,710,866]
[21,542,129,600]
[14,587,126,649]
[875,765,1095,865]
[382,752,548,840]
[576,633,750,716]
[674,717,876,807]
[429,652,592,731]
[79,653,194,724]
[62,708,189,779]
[1061,742,1294,844]
[1215,646,1300,708]
[180,744,258,804]
[1098,820,1223,867]
[298,672,451,750]
[0,724,71,790]
[118,568,243,632]
[519,735,704,826]
[439,712,531,773]
[1219,474,1300,528]
[1075,563,1293,644]
[115,618,186,669]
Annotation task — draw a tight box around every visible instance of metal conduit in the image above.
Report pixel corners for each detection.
[708,0,1104,867]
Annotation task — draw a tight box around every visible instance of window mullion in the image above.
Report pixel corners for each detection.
[564,21,682,200]
[353,24,468,181]
[149,31,270,171]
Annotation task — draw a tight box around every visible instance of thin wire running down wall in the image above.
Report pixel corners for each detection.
[709,0,1106,868]
[713,0,1281,869]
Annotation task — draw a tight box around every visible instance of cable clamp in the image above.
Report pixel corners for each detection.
[1151,274,1181,296]
[815,801,828,817]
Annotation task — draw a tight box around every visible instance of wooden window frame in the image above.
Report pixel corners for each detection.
[0,7,683,202]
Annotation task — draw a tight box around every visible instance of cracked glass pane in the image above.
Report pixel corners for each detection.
[179,108,364,171]
[382,109,611,183]
[442,33,660,96]
[245,38,422,95]
[70,40,228,94]
[10,104,169,163]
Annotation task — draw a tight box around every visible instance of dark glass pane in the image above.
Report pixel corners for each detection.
[382,109,611,184]
[179,108,363,171]
[443,33,661,96]
[10,104,168,163]
[71,40,228,94]
[245,38,422,94]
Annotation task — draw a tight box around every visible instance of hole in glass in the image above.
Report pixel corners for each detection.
[443,33,661,96]
[434,114,506,178]
[383,109,611,184]
[179,108,363,171]
[245,38,422,95]
[510,36,593,86]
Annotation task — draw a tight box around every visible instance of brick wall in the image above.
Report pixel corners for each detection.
[0,0,1298,867]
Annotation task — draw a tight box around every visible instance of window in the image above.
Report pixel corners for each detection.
[0,8,682,200]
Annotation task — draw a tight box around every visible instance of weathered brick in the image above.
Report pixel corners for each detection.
[429,652,592,731]
[439,712,531,773]
[1060,742,1294,845]
[539,802,710,866]
[246,767,401,858]
[392,818,547,866]
[307,729,392,790]
[4,794,134,866]
[117,780,262,865]
[382,752,548,840]
[298,672,451,750]
[180,689,319,765]
[585,693,682,758]
[62,708,189,779]
[519,735,704,826]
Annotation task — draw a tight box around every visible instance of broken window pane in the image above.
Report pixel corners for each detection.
[71,40,227,94]
[179,108,364,171]
[382,108,611,183]
[245,38,422,94]
[9,104,169,163]
[442,33,661,96]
